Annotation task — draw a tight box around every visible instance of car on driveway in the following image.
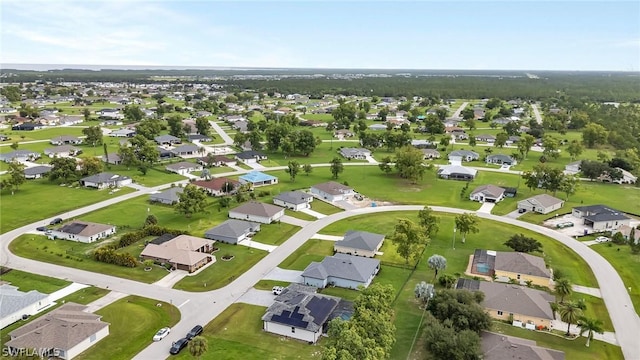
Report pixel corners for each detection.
[50,218,63,225]
[272,286,284,295]
[186,325,203,340]
[169,338,188,355]
[595,236,610,243]
[153,327,171,341]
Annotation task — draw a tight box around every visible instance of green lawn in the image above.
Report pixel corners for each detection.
[99,164,186,187]
[0,268,71,293]
[0,127,87,142]
[172,243,268,291]
[75,296,181,360]
[0,179,135,233]
[575,293,614,332]
[253,279,291,291]
[172,304,318,360]
[279,239,334,270]
[250,222,301,245]
[284,209,317,221]
[592,244,640,314]
[310,199,344,215]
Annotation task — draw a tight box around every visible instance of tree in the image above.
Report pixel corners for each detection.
[167,115,185,138]
[566,140,584,160]
[48,157,78,183]
[83,108,91,122]
[427,254,447,279]
[129,135,159,174]
[559,174,579,200]
[135,119,162,139]
[0,85,21,102]
[423,114,445,134]
[175,185,208,218]
[294,129,317,156]
[423,316,482,360]
[577,317,604,347]
[468,136,476,148]
[378,156,393,174]
[518,134,536,159]
[123,105,144,122]
[247,130,263,151]
[394,146,425,184]
[195,117,211,136]
[555,278,572,303]
[10,142,18,150]
[144,214,158,226]
[265,123,291,151]
[303,163,313,176]
[414,281,434,304]
[427,289,491,333]
[582,123,608,148]
[329,157,344,179]
[82,126,103,146]
[2,161,26,195]
[390,219,427,265]
[464,118,476,130]
[559,301,584,336]
[580,160,609,181]
[439,136,450,150]
[504,234,542,253]
[188,336,208,360]
[454,213,479,244]
[78,157,103,176]
[286,160,300,181]
[494,132,509,148]
[542,135,561,159]
[417,206,439,239]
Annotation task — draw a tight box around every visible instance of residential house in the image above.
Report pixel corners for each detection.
[411,139,432,148]
[469,185,505,203]
[192,177,240,196]
[334,129,354,139]
[262,284,341,344]
[301,253,380,289]
[273,191,313,211]
[236,150,267,165]
[5,303,110,360]
[101,153,122,165]
[0,285,51,329]
[475,134,496,143]
[97,108,124,119]
[438,164,477,180]
[101,120,123,126]
[0,150,41,163]
[197,155,236,167]
[109,128,136,138]
[473,109,485,119]
[481,332,565,360]
[225,115,246,123]
[239,171,279,187]
[339,148,371,160]
[154,134,181,146]
[140,234,215,273]
[598,167,638,184]
[310,181,355,202]
[486,154,517,166]
[157,146,174,160]
[44,145,81,158]
[149,187,184,205]
[456,279,554,328]
[564,160,582,175]
[165,161,203,175]
[469,250,552,287]
[204,219,260,244]
[49,221,116,243]
[368,123,387,131]
[23,165,52,179]
[228,201,285,224]
[171,144,201,157]
[187,134,212,142]
[12,122,44,131]
[79,172,132,189]
[233,120,249,133]
[572,205,631,231]
[334,230,384,258]
[449,150,479,162]
[422,149,441,160]
[517,194,564,214]
[50,136,82,146]
[613,225,640,245]
[507,135,520,145]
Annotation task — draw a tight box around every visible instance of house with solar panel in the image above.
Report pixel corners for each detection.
[48,221,116,243]
[301,254,380,289]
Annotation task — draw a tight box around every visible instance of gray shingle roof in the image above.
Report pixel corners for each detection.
[336,230,385,252]
[23,166,52,176]
[205,219,259,238]
[149,187,184,203]
[301,254,380,282]
[471,185,505,198]
[481,332,565,360]
[495,252,550,278]
[0,285,49,319]
[312,181,353,195]
[274,191,312,205]
[520,194,563,208]
[80,172,130,184]
[230,201,283,218]
[574,204,630,222]
[480,282,554,320]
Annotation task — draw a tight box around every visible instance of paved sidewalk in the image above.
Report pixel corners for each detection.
[572,285,602,298]
[237,239,277,252]
[311,234,343,241]
[280,215,312,227]
[262,267,303,282]
[551,319,618,345]
[299,208,326,218]
[49,282,89,301]
[84,291,128,313]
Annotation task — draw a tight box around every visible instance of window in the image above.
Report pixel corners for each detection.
[497,311,503,316]
[291,327,295,333]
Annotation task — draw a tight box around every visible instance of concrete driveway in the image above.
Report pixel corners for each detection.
[262,267,303,283]
[505,209,525,219]
[236,288,275,307]
[477,202,495,214]
[280,215,311,227]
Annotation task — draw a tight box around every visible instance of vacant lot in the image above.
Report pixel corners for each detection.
[592,244,640,314]
[0,268,71,293]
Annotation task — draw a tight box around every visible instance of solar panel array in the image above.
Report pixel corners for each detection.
[306,297,338,326]
[60,223,88,235]
[270,306,309,328]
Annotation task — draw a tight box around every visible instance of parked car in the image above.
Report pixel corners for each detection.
[518,208,526,214]
[186,325,203,340]
[595,236,610,243]
[36,226,48,231]
[50,218,63,225]
[153,327,171,341]
[272,286,284,295]
[169,338,189,355]
[556,222,574,229]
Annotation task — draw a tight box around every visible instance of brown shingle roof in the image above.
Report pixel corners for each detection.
[230,201,283,218]
[192,177,240,191]
[57,221,114,237]
[480,282,554,320]
[312,181,353,195]
[140,235,213,267]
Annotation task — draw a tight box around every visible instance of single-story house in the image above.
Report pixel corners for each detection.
[369,123,387,131]
[235,150,267,165]
[0,150,41,163]
[23,165,52,179]
[228,201,285,224]
[339,147,371,160]
[301,253,380,289]
[334,230,384,258]
[165,161,203,175]
[469,249,552,287]
[44,145,81,158]
[613,225,640,245]
[154,134,181,146]
[98,108,124,119]
[262,284,340,344]
[171,144,200,157]
[437,164,477,180]
[449,150,479,162]
[192,177,240,196]
[599,167,638,184]
[486,154,517,166]
[481,332,565,360]
[564,160,582,175]
[79,172,132,189]
[50,135,82,146]
[101,153,122,165]
[12,122,45,131]
[0,284,51,329]
[411,139,432,148]
[456,279,555,328]
[475,134,496,143]
[101,120,123,126]
[197,155,236,167]
[140,234,215,273]
[49,221,116,243]
[5,303,110,360]
[422,149,440,159]
[239,171,278,187]
[334,129,354,139]
[572,205,631,231]
[517,194,564,214]
[157,146,175,160]
[108,128,136,138]
[204,219,261,244]
[310,181,355,202]
[469,185,505,203]
[273,191,313,211]
[187,134,212,142]
[149,187,184,205]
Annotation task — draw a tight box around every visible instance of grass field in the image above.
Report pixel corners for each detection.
[75,296,180,360]
[0,268,71,293]
[0,127,87,142]
[283,208,317,221]
[253,279,291,291]
[310,199,344,215]
[592,244,640,314]
[279,239,334,270]
[250,222,301,245]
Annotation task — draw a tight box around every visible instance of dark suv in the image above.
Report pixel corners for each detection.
[50,218,63,225]
[186,325,203,340]
[169,338,188,355]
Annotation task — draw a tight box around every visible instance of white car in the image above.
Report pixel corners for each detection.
[595,236,610,243]
[153,327,171,341]
[272,286,284,295]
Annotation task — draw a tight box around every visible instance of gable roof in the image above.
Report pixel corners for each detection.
[468,281,554,320]
[44,145,80,154]
[312,181,353,195]
[192,177,240,192]
[154,134,180,143]
[165,161,200,171]
[301,254,380,282]
[481,332,565,360]
[573,204,630,222]
[56,221,114,237]
[171,144,200,154]
[240,171,277,183]
[140,235,213,266]
[262,284,339,332]
[519,194,564,208]
[23,165,52,176]
[149,187,184,202]
[205,219,259,239]
[236,150,266,159]
[471,185,505,198]
[80,172,130,184]
[450,150,479,158]
[51,135,80,143]
[340,148,371,157]
[274,191,313,205]
[337,230,385,252]
[230,201,283,218]
[495,252,550,278]
[0,285,49,319]
[487,154,515,161]
[438,164,478,176]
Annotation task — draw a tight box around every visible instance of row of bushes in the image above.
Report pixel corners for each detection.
[115,225,188,249]
[93,248,137,267]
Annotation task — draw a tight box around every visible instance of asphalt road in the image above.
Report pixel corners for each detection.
[531,103,543,125]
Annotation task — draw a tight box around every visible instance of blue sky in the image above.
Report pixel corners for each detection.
[1,1,639,71]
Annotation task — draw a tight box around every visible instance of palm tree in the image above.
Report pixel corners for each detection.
[427,254,447,280]
[577,316,604,347]
[188,336,208,360]
[554,278,572,303]
[559,301,584,336]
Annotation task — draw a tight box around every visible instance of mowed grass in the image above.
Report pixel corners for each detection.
[251,222,301,246]
[0,127,87,142]
[172,304,319,360]
[75,296,180,360]
[576,293,614,332]
[592,244,640,314]
[310,199,343,215]
[0,268,71,293]
[172,243,268,291]
[279,239,334,271]
[0,179,135,233]
[253,279,291,291]
[283,209,317,221]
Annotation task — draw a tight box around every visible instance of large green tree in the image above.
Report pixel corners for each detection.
[504,234,542,253]
[390,219,427,265]
[559,301,584,336]
[286,160,300,182]
[195,117,211,136]
[454,213,479,244]
[175,185,208,218]
[418,206,440,239]
[329,157,344,179]
[2,161,26,195]
[582,123,608,148]
[423,315,482,360]
[48,157,78,183]
[82,125,103,146]
[566,140,584,160]
[124,104,145,122]
[518,133,536,159]
[394,146,425,184]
